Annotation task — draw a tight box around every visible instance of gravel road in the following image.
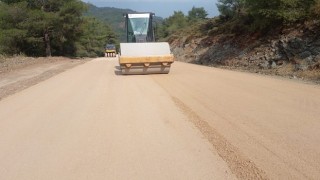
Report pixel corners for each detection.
[0,57,319,179]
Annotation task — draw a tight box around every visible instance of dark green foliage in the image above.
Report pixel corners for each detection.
[76,17,118,57]
[188,6,208,22]
[158,0,319,41]
[163,11,188,36]
[159,7,208,39]
[55,0,87,56]
[216,0,318,32]
[0,2,28,55]
[0,0,24,4]
[0,1,117,57]
[312,0,320,17]
[246,0,315,29]
[216,0,245,20]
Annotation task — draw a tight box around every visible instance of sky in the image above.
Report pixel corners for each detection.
[82,0,220,18]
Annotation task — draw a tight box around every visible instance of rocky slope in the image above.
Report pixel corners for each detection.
[169,20,320,83]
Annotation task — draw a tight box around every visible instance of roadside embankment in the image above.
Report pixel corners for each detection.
[169,21,320,84]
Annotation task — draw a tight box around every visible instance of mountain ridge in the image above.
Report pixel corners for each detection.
[85,3,163,42]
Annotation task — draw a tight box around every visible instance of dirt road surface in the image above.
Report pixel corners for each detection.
[0,57,319,179]
[0,57,86,100]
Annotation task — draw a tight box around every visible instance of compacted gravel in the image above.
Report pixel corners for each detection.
[0,57,319,179]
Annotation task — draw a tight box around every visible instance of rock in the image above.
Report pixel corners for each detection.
[295,63,308,71]
[251,56,260,61]
[274,54,283,60]
[223,44,231,49]
[259,61,269,69]
[280,36,289,44]
[271,61,277,68]
[276,60,285,66]
[315,55,320,62]
[304,56,314,64]
[289,38,304,49]
[271,40,278,48]
[314,40,320,46]
[267,51,275,57]
[299,51,312,59]
[310,47,320,55]
[264,54,271,61]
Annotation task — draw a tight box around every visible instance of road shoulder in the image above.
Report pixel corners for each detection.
[0,57,89,100]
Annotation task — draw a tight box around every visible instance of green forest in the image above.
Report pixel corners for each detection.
[156,7,208,39]
[159,0,320,38]
[216,0,320,31]
[0,0,117,57]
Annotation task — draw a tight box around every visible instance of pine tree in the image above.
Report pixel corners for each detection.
[216,0,245,20]
[188,6,208,22]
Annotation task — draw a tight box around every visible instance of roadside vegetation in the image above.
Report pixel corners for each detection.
[157,0,320,39]
[0,0,117,58]
[214,0,320,33]
[156,7,208,40]
[161,0,320,83]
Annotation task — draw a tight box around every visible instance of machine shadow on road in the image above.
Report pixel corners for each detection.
[114,66,122,76]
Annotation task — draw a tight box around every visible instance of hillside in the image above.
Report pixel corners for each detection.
[168,19,320,83]
[85,4,163,42]
[85,4,134,41]
[162,1,320,83]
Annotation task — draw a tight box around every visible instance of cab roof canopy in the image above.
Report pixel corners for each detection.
[124,12,155,18]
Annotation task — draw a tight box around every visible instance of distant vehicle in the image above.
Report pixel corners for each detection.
[105,44,116,57]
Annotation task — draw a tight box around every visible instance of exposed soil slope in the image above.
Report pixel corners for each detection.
[169,20,320,83]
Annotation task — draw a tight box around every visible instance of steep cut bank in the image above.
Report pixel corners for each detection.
[169,20,320,83]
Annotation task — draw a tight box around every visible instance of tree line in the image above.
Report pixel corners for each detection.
[216,0,320,31]
[157,7,208,39]
[0,0,117,57]
[157,0,320,40]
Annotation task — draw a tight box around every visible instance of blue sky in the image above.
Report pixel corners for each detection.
[82,0,220,18]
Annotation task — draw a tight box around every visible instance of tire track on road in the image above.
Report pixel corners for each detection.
[171,96,269,180]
